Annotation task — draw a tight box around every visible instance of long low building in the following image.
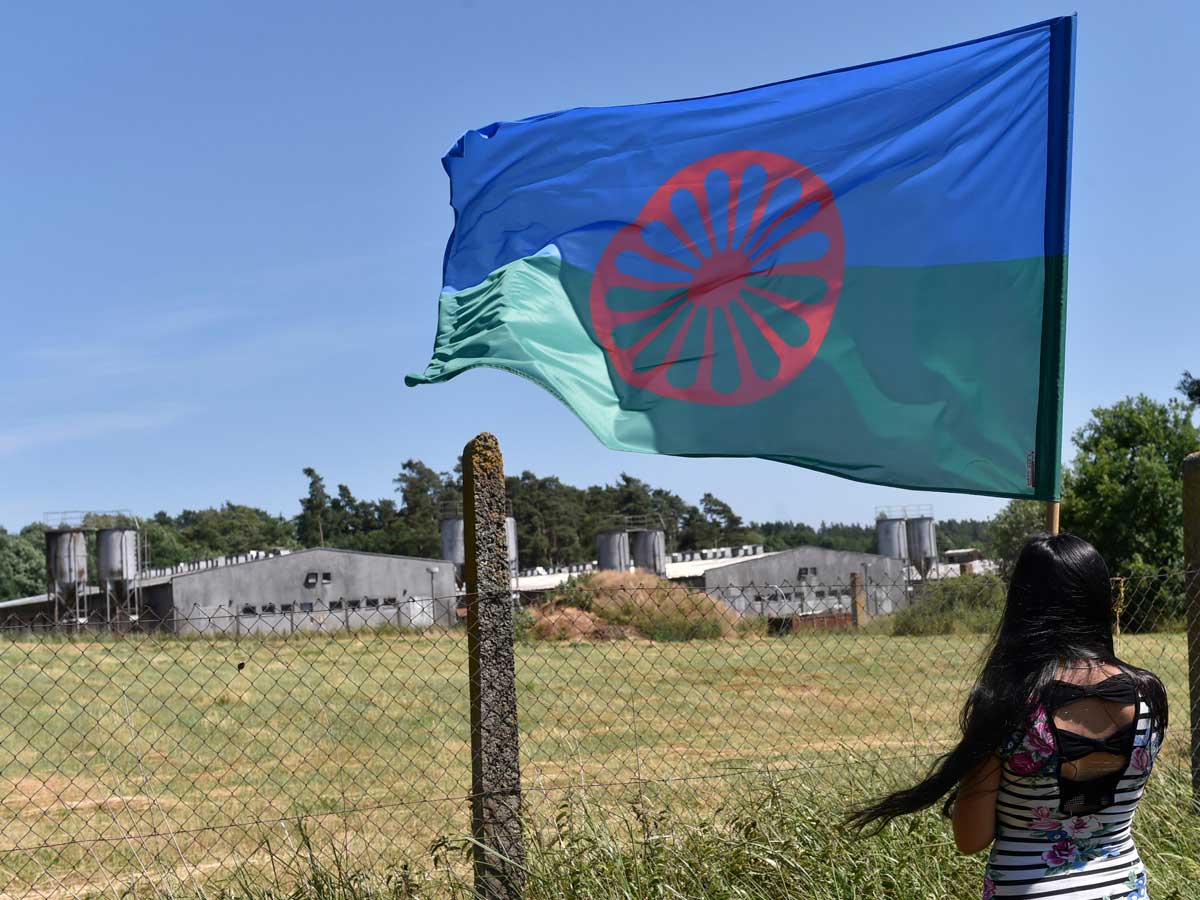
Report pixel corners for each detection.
[697,545,910,616]
[0,547,459,634]
[514,543,913,617]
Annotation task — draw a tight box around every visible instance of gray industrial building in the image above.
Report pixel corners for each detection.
[0,545,458,634]
[145,548,458,634]
[699,546,910,617]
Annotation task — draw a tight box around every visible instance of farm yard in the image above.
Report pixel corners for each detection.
[0,614,1192,899]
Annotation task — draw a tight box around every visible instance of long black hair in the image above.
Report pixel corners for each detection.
[847,532,1168,832]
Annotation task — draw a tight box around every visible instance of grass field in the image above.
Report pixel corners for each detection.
[0,627,1191,898]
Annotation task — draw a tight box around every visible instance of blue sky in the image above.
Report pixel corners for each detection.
[1,1,1196,532]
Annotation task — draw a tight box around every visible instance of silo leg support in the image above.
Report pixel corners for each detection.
[463,433,526,899]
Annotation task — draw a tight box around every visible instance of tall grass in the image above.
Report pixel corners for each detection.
[171,763,1200,900]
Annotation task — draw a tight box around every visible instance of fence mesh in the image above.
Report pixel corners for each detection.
[0,569,1194,897]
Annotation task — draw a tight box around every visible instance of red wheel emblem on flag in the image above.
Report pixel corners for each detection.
[591,150,844,404]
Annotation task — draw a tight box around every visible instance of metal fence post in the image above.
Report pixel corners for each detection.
[463,433,526,898]
[1183,451,1200,812]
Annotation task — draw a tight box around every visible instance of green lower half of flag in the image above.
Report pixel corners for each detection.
[407,252,1063,499]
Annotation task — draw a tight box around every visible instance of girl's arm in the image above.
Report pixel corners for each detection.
[952,755,1002,854]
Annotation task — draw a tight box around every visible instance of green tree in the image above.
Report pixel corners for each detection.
[141,516,194,568]
[812,521,874,553]
[987,500,1046,574]
[1062,395,1198,574]
[936,518,992,553]
[753,520,820,552]
[1177,370,1200,405]
[0,528,44,601]
[679,504,721,550]
[297,467,330,547]
[176,504,295,557]
[700,493,742,533]
[394,460,449,559]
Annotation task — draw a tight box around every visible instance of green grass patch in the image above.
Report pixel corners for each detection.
[0,627,1189,897]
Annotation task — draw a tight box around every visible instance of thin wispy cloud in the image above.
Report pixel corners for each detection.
[0,408,188,456]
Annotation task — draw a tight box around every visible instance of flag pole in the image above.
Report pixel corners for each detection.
[1045,501,1060,536]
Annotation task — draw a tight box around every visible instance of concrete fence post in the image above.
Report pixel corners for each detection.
[850,572,870,627]
[463,433,526,898]
[1183,452,1200,812]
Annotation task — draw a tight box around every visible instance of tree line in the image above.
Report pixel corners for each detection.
[0,465,990,602]
[2,378,1195,604]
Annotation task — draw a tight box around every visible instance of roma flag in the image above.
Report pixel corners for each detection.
[408,17,1075,500]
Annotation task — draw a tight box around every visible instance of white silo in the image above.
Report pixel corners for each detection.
[905,516,938,578]
[97,528,141,622]
[875,517,909,561]
[630,530,667,576]
[45,530,89,623]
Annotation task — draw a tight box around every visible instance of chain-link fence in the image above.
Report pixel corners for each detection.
[0,570,1194,897]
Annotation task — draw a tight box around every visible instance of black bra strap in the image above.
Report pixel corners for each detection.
[1043,673,1137,712]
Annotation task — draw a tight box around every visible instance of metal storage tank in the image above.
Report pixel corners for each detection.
[905,516,938,575]
[97,529,139,581]
[505,516,519,573]
[630,530,666,576]
[45,530,88,586]
[439,515,466,566]
[596,530,631,571]
[876,517,909,561]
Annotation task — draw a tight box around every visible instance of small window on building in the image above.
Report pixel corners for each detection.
[280,604,294,613]
[261,603,276,614]
[383,597,397,607]
[811,568,819,578]
[241,605,257,616]
[815,590,826,600]
[300,602,314,613]
[303,572,319,588]
[348,599,362,610]
[365,598,379,609]
[322,572,332,584]
[329,600,343,611]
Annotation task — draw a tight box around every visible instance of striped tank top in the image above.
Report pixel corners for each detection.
[984,674,1164,900]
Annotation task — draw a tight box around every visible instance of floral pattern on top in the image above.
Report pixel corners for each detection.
[1000,703,1058,776]
[986,695,1164,900]
[1129,728,1161,776]
[1100,864,1148,900]
[1034,813,1123,876]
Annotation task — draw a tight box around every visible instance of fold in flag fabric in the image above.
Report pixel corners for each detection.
[407,17,1075,500]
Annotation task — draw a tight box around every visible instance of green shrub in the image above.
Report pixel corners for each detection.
[511,605,535,643]
[891,574,1005,636]
[1115,566,1189,633]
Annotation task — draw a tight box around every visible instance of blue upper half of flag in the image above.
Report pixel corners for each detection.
[440,16,1074,293]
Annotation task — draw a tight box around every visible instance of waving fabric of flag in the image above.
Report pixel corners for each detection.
[407,17,1075,500]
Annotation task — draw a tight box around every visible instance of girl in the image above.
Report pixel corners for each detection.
[849,533,1168,899]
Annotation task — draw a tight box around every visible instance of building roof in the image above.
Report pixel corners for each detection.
[514,546,783,592]
[0,594,51,610]
[148,546,450,584]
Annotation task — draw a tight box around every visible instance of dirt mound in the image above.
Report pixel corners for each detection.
[542,569,739,640]
[530,606,641,641]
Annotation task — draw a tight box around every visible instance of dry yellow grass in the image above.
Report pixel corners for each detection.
[0,628,1188,897]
